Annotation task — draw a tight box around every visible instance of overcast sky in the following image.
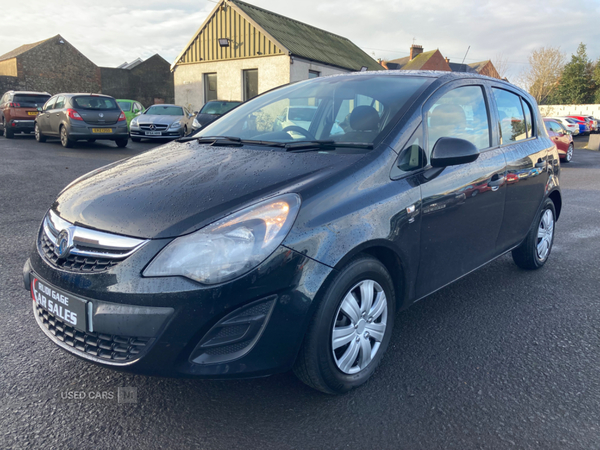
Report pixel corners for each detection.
[2,0,600,79]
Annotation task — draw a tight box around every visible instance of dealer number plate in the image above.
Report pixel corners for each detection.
[31,276,87,332]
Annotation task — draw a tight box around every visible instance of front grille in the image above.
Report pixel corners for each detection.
[35,304,152,362]
[40,232,119,273]
[140,124,168,131]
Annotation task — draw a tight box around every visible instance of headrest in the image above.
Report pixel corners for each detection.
[349,106,380,131]
[429,104,466,130]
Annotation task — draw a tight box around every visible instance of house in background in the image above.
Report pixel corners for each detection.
[383,45,451,72]
[0,35,173,107]
[172,0,381,111]
[0,35,101,96]
[380,44,502,80]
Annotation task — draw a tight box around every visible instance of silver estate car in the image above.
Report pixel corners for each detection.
[130,104,194,142]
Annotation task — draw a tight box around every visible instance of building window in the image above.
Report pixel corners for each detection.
[309,70,320,79]
[204,73,218,103]
[243,69,258,101]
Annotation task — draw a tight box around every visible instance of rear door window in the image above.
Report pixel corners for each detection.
[492,88,527,144]
[54,96,65,109]
[426,85,491,153]
[43,97,56,111]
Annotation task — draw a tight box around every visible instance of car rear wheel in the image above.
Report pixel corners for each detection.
[3,120,14,139]
[293,255,395,394]
[60,126,74,148]
[35,123,47,143]
[115,138,128,148]
[512,198,556,270]
[564,144,573,163]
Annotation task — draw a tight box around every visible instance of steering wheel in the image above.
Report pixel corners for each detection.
[281,125,317,141]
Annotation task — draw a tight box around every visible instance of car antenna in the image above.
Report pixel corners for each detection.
[461,46,471,66]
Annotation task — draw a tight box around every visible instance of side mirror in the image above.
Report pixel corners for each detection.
[430,137,480,167]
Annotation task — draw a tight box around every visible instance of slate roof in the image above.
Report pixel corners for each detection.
[448,62,476,73]
[0,36,53,62]
[229,0,382,71]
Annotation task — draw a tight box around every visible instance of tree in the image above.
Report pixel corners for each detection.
[593,59,600,103]
[552,43,595,105]
[493,52,511,80]
[517,46,566,104]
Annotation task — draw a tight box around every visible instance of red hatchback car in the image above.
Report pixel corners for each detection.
[544,118,574,163]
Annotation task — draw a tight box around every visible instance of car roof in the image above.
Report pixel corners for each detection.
[7,91,51,96]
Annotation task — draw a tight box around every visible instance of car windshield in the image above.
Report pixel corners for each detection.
[200,101,241,115]
[73,96,119,110]
[13,94,50,106]
[199,75,430,144]
[118,101,132,112]
[146,105,183,116]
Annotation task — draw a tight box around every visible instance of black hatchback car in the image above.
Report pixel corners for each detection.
[34,93,129,148]
[23,72,561,394]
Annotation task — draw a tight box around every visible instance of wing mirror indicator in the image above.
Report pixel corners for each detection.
[430,137,480,168]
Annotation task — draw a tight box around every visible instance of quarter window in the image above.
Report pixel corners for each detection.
[392,124,425,178]
[492,88,527,144]
[426,86,490,153]
[522,99,535,138]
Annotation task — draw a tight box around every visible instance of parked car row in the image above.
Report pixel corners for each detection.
[543,118,574,163]
[0,89,246,147]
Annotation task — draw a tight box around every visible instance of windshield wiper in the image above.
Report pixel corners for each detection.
[285,140,374,152]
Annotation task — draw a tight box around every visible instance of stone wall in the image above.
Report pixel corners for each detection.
[100,55,173,108]
[18,35,101,94]
[0,76,24,95]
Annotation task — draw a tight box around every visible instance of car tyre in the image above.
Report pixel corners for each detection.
[34,123,46,143]
[293,255,395,394]
[116,138,128,148]
[563,144,573,163]
[131,137,141,142]
[512,198,556,270]
[60,126,74,148]
[3,120,14,139]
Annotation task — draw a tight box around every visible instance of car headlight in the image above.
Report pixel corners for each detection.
[169,121,181,129]
[192,118,201,128]
[143,193,301,284]
[130,118,138,127]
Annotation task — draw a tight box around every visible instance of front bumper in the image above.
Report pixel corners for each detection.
[130,127,182,139]
[24,237,332,378]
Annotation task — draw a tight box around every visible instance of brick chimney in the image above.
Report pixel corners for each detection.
[445,57,450,64]
[410,44,423,60]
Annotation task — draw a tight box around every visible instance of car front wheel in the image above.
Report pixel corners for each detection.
[512,198,556,270]
[564,144,573,163]
[293,255,395,394]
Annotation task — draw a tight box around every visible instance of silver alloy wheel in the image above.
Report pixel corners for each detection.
[60,127,68,146]
[35,123,40,140]
[537,209,554,261]
[331,279,388,374]
[566,144,573,162]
